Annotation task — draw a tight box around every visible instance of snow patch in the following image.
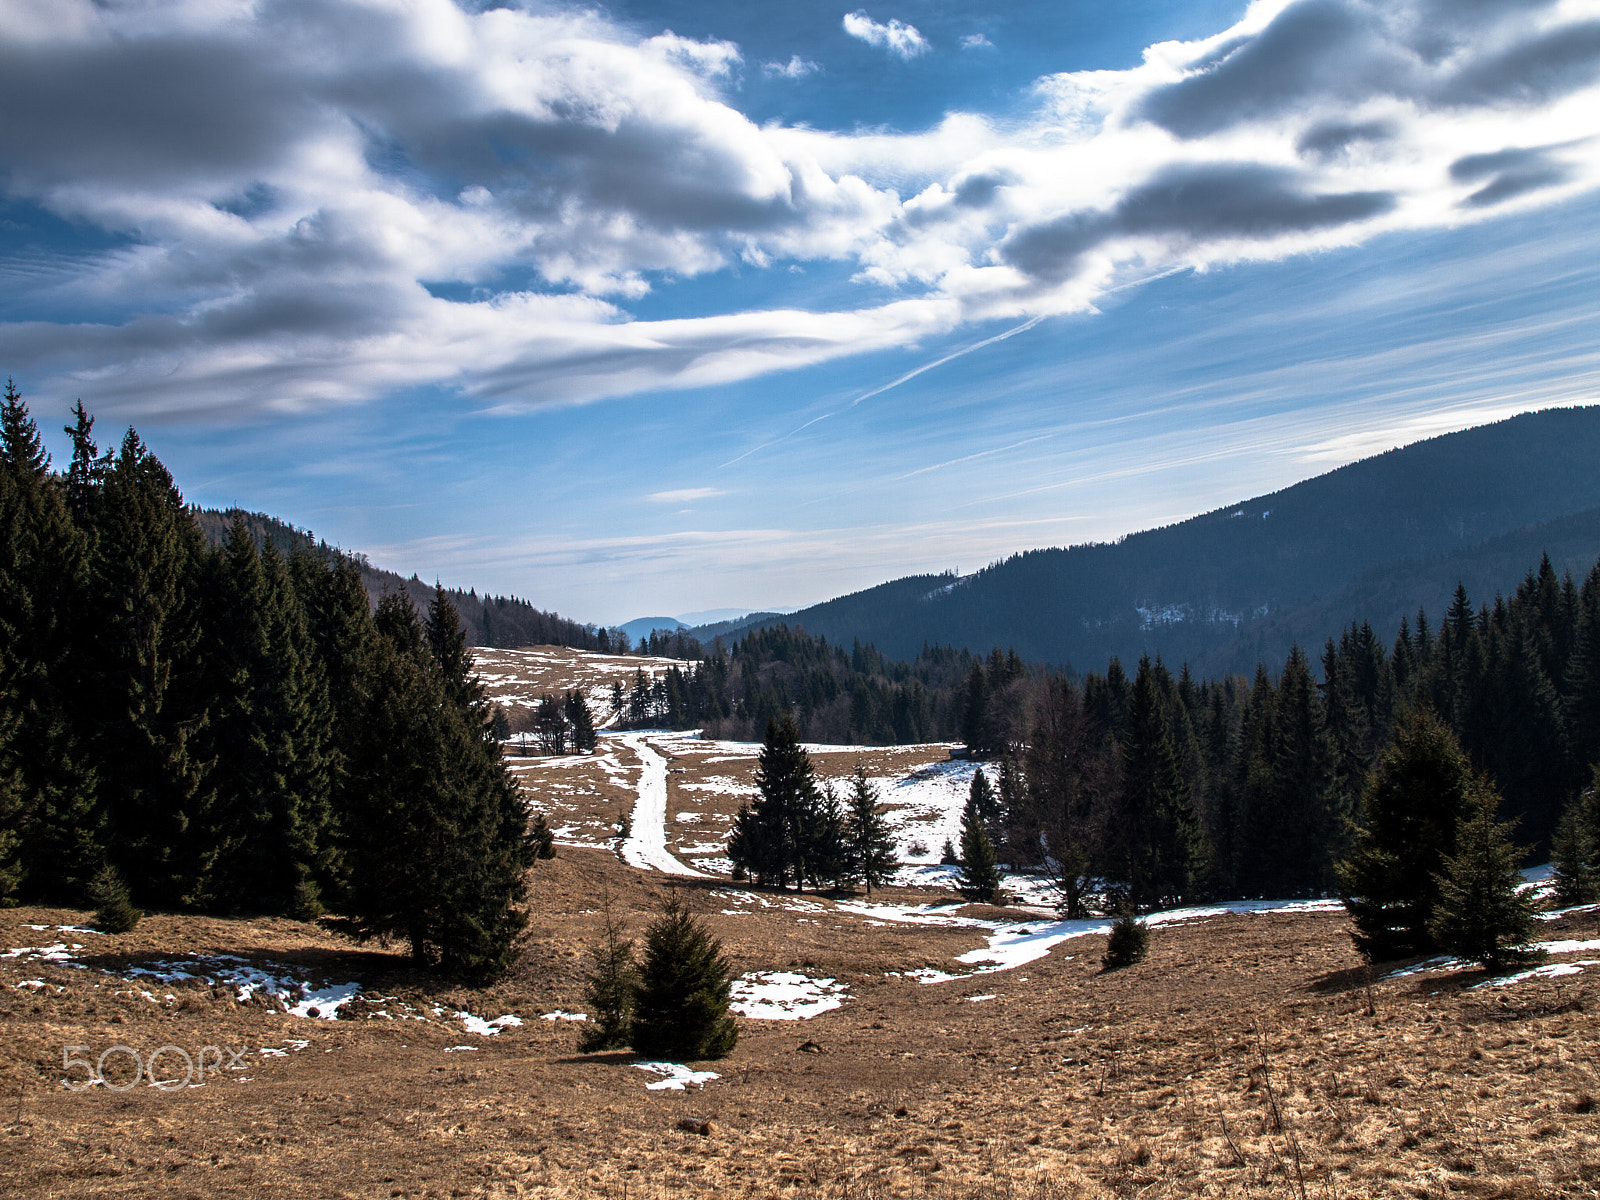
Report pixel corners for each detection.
[437,1009,523,1036]
[1472,960,1600,988]
[730,971,849,1020]
[636,1061,719,1090]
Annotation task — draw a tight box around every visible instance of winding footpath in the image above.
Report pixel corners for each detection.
[615,732,706,877]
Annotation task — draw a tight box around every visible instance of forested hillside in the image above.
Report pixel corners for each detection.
[192,509,638,654]
[0,389,532,979]
[701,407,1600,673]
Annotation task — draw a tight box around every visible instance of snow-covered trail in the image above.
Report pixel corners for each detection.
[616,732,706,877]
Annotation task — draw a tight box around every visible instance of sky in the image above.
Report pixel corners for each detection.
[4,0,1600,626]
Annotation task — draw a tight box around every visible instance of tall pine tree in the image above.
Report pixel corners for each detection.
[728,715,823,889]
[340,591,532,982]
[1110,657,1199,910]
[86,429,215,909]
[0,385,101,901]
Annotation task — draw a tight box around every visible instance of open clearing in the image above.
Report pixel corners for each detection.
[5,648,1600,1198]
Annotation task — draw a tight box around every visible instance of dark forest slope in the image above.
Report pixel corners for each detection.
[698,407,1600,674]
[193,509,615,651]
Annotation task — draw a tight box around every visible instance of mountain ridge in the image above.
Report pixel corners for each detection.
[691,406,1600,675]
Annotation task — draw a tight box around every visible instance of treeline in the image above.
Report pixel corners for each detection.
[614,624,987,743]
[961,554,1600,911]
[192,508,661,656]
[0,388,530,980]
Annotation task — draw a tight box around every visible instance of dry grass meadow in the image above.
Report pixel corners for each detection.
[5,648,1599,1199]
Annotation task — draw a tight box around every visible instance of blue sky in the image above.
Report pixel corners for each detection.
[4,0,1600,626]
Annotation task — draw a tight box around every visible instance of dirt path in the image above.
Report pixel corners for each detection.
[616,731,706,877]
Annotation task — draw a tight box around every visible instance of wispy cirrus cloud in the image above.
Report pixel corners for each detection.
[647,487,725,503]
[2,0,1600,423]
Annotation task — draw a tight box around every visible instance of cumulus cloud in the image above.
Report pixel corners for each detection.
[763,55,821,79]
[960,34,993,50]
[3,0,1600,419]
[841,11,929,60]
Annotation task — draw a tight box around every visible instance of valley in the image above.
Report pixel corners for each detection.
[5,648,1600,1199]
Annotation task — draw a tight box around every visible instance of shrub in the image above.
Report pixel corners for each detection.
[89,865,141,934]
[1101,914,1149,971]
[630,891,737,1061]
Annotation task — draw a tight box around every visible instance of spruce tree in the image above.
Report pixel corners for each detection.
[1110,657,1199,910]
[564,690,597,752]
[85,429,215,909]
[844,764,898,894]
[1428,780,1539,971]
[341,591,532,982]
[528,811,557,860]
[1238,646,1344,897]
[960,663,995,755]
[967,768,1004,849]
[201,519,334,913]
[0,385,102,901]
[0,672,22,904]
[729,715,821,889]
[1338,707,1477,962]
[630,891,738,1061]
[996,755,1035,866]
[289,548,375,904]
[956,781,1003,904]
[88,864,141,934]
[1551,765,1600,906]
[1567,562,1600,777]
[804,780,848,890]
[1101,912,1149,971]
[579,898,637,1052]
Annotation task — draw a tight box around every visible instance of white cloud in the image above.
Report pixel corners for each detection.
[763,55,820,79]
[647,487,725,503]
[841,11,929,60]
[960,34,992,50]
[3,0,1600,421]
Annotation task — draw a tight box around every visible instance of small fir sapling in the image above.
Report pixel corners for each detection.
[1101,913,1149,971]
[89,865,141,934]
[578,898,637,1053]
[528,811,557,860]
[1428,780,1541,971]
[955,771,1003,904]
[289,878,325,922]
[1551,765,1600,906]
